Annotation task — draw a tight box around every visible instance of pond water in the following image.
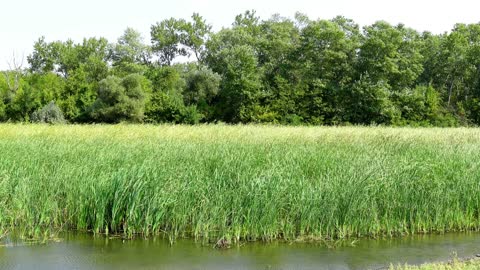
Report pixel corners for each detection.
[1,233,480,270]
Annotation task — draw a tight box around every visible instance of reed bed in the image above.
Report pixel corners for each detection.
[0,124,479,242]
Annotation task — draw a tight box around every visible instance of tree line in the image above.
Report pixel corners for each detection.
[2,11,480,126]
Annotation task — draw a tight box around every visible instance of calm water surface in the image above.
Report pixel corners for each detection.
[1,233,480,270]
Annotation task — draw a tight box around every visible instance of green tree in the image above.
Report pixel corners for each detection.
[358,22,424,91]
[182,64,221,120]
[28,37,110,122]
[27,37,57,74]
[254,15,301,123]
[29,38,109,79]
[6,72,65,122]
[343,76,398,124]
[111,28,151,76]
[208,44,262,123]
[90,74,146,123]
[59,67,96,121]
[417,23,480,123]
[145,66,189,123]
[182,13,212,63]
[6,79,40,121]
[13,13,480,126]
[294,17,361,124]
[151,18,188,66]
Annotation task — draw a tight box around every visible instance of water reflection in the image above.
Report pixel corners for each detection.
[1,233,479,270]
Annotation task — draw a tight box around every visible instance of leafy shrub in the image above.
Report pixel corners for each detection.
[181,105,203,124]
[90,74,146,123]
[31,101,66,124]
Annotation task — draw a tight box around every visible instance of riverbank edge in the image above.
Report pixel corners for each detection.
[387,255,480,270]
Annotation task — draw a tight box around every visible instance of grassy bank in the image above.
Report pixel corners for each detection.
[391,258,480,270]
[0,124,480,241]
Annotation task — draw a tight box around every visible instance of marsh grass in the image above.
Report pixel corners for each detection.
[0,124,480,242]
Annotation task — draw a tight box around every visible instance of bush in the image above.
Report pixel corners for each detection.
[181,105,203,124]
[90,74,146,123]
[31,101,66,124]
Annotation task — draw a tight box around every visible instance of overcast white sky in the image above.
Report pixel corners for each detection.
[1,0,480,70]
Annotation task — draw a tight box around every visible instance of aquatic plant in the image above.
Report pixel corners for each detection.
[0,124,479,242]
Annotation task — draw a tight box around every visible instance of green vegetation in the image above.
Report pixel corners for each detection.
[1,125,480,242]
[2,11,480,125]
[30,101,65,124]
[390,259,480,270]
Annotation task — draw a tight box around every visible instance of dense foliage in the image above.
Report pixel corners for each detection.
[2,11,480,125]
[1,125,480,240]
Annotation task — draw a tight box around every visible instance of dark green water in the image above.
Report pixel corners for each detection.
[1,233,480,270]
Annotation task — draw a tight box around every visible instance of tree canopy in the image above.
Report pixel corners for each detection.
[2,11,480,126]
